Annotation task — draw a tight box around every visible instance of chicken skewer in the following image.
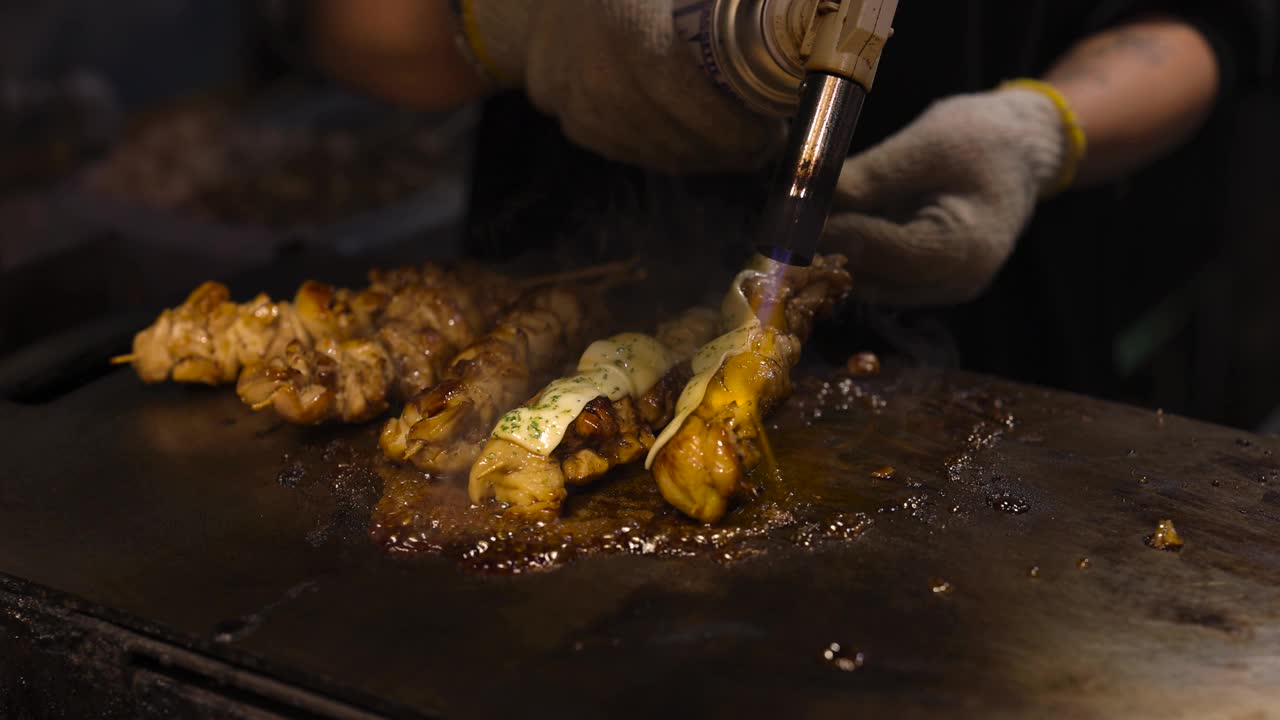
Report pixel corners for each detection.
[237,262,643,423]
[468,307,719,517]
[115,260,638,423]
[647,254,852,523]
[380,284,598,477]
[556,310,718,485]
[111,262,455,384]
[235,273,514,424]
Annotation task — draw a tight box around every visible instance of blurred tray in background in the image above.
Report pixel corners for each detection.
[0,86,477,358]
[75,87,475,257]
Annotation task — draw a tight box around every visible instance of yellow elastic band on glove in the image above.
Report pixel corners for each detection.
[999,78,1088,197]
[452,0,509,85]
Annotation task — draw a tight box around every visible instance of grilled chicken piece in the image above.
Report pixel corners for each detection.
[381,286,591,476]
[291,279,389,344]
[124,281,361,385]
[469,308,716,515]
[560,396,650,483]
[554,363,692,487]
[122,260,631,425]
[651,327,799,522]
[118,265,445,384]
[632,360,691,428]
[237,278,509,424]
[375,324,456,399]
[249,262,633,427]
[127,281,240,384]
[237,336,394,424]
[650,254,852,523]
[466,439,567,517]
[555,305,719,484]
[469,394,663,518]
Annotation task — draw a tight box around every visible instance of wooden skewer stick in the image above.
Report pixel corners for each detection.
[514,258,642,290]
[110,354,137,365]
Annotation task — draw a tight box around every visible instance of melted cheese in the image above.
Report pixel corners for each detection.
[720,268,763,331]
[644,323,757,469]
[576,332,673,398]
[493,333,676,456]
[645,259,788,467]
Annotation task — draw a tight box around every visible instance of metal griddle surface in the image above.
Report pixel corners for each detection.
[2,364,1279,718]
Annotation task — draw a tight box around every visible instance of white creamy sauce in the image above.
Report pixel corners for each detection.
[493,333,677,456]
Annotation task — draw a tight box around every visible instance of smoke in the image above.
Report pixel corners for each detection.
[855,305,960,368]
[465,99,961,369]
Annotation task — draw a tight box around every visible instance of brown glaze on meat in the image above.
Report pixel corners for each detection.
[652,327,799,523]
[651,255,851,523]
[371,398,883,573]
[381,286,592,476]
[237,337,395,424]
[468,309,716,517]
[122,264,443,385]
[127,281,241,384]
[237,276,510,425]
[633,361,693,429]
[560,396,651,485]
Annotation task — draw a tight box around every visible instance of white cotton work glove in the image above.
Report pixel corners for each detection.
[824,84,1082,306]
[460,0,782,172]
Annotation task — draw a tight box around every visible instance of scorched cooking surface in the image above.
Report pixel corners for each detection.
[2,362,1279,718]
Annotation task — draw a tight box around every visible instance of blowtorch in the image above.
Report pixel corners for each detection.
[674,0,898,267]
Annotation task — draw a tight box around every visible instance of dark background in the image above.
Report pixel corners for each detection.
[0,0,1278,431]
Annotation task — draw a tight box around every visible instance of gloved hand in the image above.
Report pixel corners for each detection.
[824,85,1080,306]
[462,0,782,172]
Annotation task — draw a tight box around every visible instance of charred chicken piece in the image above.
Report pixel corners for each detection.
[374,324,456,400]
[560,395,651,484]
[238,337,394,424]
[548,359,695,491]
[633,360,692,428]
[469,399,656,519]
[469,308,717,516]
[236,276,510,424]
[650,254,852,523]
[469,386,682,519]
[381,286,592,476]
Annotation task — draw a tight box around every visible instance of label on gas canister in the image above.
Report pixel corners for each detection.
[672,0,734,97]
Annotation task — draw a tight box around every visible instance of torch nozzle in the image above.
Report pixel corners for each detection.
[756,71,865,266]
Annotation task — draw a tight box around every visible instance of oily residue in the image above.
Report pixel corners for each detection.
[274,435,383,547]
[371,461,877,573]
[986,492,1031,515]
[276,369,1020,574]
[369,372,953,573]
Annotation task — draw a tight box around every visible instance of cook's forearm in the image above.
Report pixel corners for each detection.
[311,0,491,111]
[1045,16,1219,187]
